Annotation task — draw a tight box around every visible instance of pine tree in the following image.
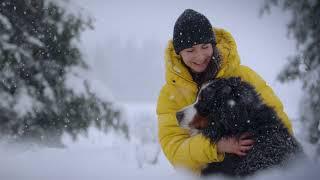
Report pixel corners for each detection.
[261,0,320,157]
[0,0,128,146]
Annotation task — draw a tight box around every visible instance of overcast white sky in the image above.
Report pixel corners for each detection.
[73,0,302,119]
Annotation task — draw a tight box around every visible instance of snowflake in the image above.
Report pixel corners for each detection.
[228,99,236,107]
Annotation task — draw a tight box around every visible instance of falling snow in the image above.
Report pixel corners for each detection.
[228,99,236,107]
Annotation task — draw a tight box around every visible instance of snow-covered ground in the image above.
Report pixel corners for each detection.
[0,102,172,180]
[0,102,319,180]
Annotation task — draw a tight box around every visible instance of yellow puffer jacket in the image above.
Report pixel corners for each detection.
[156,28,293,175]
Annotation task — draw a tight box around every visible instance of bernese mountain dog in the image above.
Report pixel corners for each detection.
[176,77,304,177]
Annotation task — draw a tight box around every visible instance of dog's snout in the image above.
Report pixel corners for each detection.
[176,111,184,123]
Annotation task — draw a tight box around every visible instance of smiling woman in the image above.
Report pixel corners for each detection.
[156,9,294,176]
[172,9,221,86]
[179,43,213,73]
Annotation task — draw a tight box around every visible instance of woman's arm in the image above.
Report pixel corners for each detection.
[156,85,224,174]
[157,113,224,173]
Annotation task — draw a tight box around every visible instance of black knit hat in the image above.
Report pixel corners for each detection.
[173,9,216,55]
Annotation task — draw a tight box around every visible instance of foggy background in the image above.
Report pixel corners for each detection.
[76,0,302,118]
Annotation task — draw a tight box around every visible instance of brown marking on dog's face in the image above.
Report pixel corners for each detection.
[189,114,209,129]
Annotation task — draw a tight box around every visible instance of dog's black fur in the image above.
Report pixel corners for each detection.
[195,77,303,177]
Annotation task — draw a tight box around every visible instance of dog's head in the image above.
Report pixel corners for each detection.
[176,77,260,141]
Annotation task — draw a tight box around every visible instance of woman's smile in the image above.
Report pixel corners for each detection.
[192,59,209,66]
[191,58,210,71]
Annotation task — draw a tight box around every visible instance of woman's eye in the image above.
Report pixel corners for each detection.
[202,46,208,49]
[187,50,193,52]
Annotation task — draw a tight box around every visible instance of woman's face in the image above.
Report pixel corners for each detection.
[180,43,213,73]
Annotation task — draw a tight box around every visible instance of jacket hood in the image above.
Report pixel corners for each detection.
[164,28,241,88]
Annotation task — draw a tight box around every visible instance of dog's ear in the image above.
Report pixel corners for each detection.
[239,85,257,105]
[230,77,241,87]
[221,85,232,94]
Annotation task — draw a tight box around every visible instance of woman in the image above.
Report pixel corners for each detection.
[156,9,293,175]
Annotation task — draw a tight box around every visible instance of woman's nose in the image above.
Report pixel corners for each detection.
[194,52,206,63]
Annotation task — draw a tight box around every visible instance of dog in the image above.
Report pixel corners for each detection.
[176,77,304,177]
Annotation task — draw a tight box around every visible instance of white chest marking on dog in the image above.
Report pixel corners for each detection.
[178,102,197,129]
[183,104,197,122]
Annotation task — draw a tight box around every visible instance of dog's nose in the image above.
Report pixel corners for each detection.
[176,111,184,123]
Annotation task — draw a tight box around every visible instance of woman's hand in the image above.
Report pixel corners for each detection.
[216,133,254,156]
